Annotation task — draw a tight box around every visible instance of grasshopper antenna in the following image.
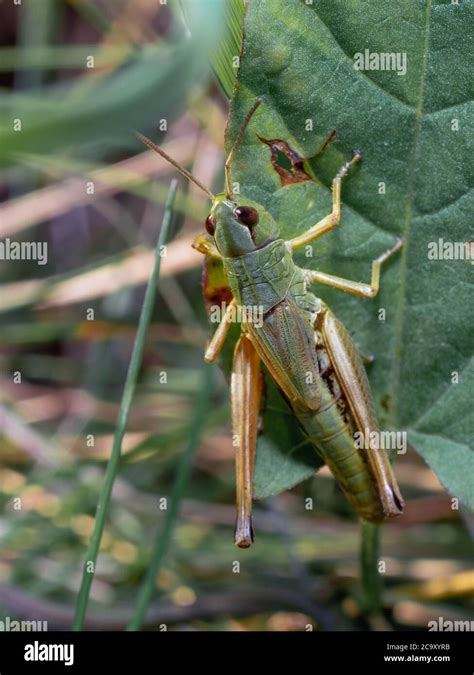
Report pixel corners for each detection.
[134,131,215,201]
[225,98,262,199]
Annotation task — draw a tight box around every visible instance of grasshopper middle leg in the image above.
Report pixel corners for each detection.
[303,239,403,298]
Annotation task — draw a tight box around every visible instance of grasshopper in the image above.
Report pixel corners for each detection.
[137,99,404,548]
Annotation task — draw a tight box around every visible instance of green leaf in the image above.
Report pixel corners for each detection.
[225,0,473,506]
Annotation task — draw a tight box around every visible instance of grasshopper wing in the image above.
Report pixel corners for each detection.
[245,294,320,413]
[322,309,404,517]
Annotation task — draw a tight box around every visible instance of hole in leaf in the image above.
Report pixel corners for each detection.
[257,135,312,186]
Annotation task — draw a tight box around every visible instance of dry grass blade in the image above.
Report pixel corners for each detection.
[38,235,201,309]
[0,134,198,239]
[0,403,62,466]
[0,235,201,313]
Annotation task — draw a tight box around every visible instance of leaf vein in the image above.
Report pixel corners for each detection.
[313,12,415,113]
[390,0,433,427]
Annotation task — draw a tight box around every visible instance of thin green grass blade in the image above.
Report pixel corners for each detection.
[127,363,212,631]
[360,521,382,615]
[72,179,178,631]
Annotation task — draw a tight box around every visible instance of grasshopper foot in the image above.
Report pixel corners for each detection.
[234,517,254,548]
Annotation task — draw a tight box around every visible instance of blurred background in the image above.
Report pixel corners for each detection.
[0,0,472,631]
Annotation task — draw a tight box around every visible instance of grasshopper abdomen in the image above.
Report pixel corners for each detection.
[297,315,399,523]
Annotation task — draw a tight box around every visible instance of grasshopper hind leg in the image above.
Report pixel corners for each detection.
[321,309,404,518]
[231,334,263,547]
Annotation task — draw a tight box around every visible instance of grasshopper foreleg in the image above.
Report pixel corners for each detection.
[192,234,222,259]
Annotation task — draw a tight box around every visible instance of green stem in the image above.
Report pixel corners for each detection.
[127,363,212,631]
[72,180,178,630]
[360,521,382,615]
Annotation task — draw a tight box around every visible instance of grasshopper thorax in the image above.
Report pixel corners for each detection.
[206,193,280,258]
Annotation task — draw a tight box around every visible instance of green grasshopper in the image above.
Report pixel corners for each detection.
[137,98,404,548]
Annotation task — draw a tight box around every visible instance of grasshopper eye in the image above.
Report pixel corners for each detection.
[205,214,216,236]
[234,206,259,227]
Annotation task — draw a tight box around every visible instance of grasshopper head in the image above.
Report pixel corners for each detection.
[135,100,273,258]
[206,193,280,257]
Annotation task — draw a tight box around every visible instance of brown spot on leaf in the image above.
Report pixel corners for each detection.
[258,135,312,185]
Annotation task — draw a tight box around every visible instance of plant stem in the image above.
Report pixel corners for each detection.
[360,520,382,615]
[72,179,178,630]
[127,363,212,631]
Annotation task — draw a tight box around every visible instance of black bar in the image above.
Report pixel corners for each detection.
[0,630,470,673]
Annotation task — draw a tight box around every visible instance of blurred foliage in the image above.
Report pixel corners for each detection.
[0,0,472,633]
